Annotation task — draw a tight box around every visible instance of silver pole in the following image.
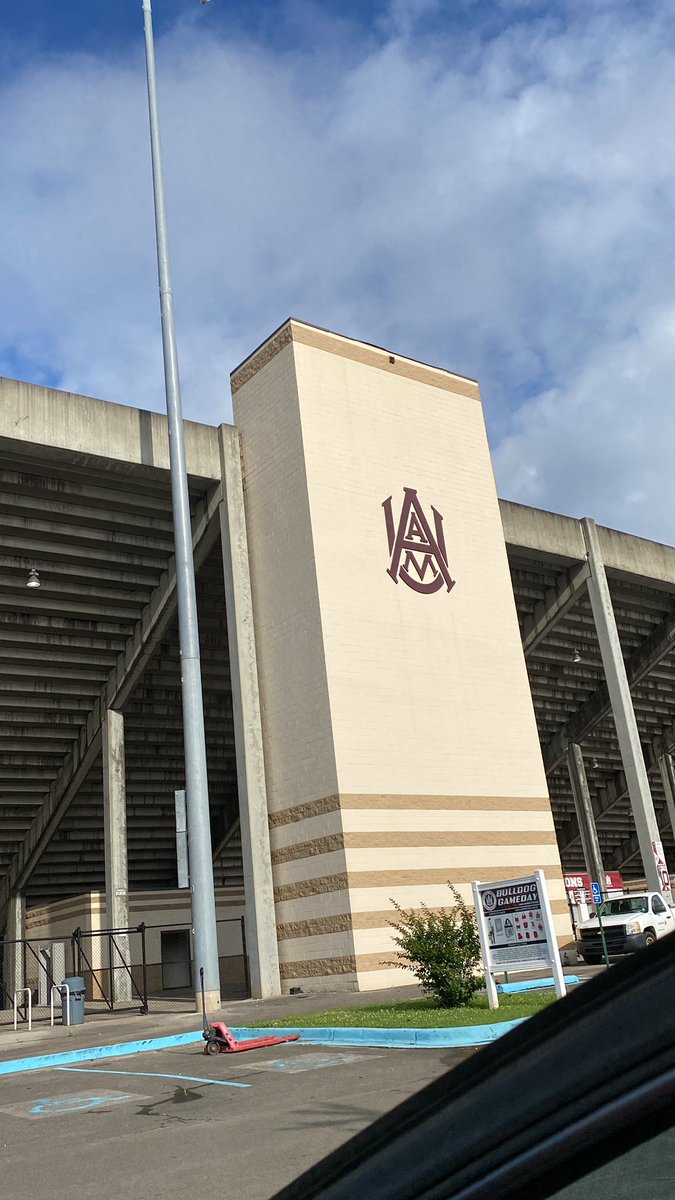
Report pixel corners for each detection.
[141,0,220,1005]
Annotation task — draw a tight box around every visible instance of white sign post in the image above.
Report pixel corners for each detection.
[472,869,566,1009]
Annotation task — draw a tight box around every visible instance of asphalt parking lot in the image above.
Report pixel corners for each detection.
[0,1040,473,1200]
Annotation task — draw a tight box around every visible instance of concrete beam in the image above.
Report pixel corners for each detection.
[0,511,173,557]
[103,709,129,929]
[566,743,605,886]
[4,892,25,1001]
[103,709,131,1003]
[558,769,626,856]
[500,500,586,562]
[0,483,223,923]
[0,554,161,591]
[523,562,589,655]
[657,751,675,840]
[0,465,176,517]
[502,499,675,589]
[544,607,675,773]
[218,424,281,999]
[610,800,672,873]
[582,518,670,899]
[0,376,223,483]
[0,486,175,537]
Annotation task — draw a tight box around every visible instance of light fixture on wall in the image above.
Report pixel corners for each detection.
[26,568,41,589]
[572,647,582,663]
[591,757,600,769]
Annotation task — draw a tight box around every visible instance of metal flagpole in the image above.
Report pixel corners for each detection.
[140,0,220,1009]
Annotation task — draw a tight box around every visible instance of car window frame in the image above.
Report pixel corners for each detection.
[272,934,675,1200]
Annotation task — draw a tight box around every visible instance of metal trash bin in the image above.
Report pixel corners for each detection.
[61,976,85,1026]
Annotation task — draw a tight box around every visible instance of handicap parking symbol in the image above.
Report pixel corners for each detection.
[0,1089,148,1120]
[30,1093,134,1116]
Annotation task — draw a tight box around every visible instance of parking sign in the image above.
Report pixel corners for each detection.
[591,881,602,904]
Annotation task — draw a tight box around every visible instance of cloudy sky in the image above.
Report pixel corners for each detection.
[2,0,675,541]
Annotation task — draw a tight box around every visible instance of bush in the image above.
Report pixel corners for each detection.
[387,884,483,1007]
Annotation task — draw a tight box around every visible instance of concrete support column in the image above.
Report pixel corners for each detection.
[103,708,131,1002]
[566,743,605,890]
[657,751,675,841]
[5,891,25,1002]
[582,518,672,899]
[218,425,281,999]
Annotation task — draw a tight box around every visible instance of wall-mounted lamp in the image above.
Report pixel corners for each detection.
[26,568,41,589]
[572,647,582,663]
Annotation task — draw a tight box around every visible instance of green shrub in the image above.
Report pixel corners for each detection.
[387,884,483,1007]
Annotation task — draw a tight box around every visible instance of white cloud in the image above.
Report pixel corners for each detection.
[1,3,675,539]
[494,306,675,544]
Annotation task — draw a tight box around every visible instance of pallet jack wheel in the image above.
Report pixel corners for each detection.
[205,1039,221,1055]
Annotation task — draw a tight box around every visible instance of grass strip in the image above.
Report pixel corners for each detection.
[249,992,555,1029]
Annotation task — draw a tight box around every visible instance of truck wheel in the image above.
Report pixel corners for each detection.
[644,930,657,947]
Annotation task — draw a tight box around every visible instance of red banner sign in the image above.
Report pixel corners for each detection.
[564,871,623,896]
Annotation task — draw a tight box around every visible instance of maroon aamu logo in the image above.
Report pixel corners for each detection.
[382,487,455,595]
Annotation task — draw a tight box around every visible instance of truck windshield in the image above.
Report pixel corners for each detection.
[597,897,649,916]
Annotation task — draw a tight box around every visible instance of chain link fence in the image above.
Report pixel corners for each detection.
[0,916,248,1026]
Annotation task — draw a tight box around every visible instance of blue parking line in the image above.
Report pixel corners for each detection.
[496,976,580,994]
[57,1066,250,1089]
[0,1030,203,1077]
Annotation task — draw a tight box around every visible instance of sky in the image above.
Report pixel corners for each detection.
[2,0,675,541]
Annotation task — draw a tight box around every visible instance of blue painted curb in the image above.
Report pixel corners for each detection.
[0,1016,526,1077]
[496,976,580,994]
[231,1021,526,1048]
[0,1030,203,1077]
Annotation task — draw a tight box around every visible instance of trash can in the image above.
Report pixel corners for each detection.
[61,976,85,1026]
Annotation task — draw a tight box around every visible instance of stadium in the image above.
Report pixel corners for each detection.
[1,317,673,1003]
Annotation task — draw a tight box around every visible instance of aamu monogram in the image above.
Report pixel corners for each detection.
[382,487,455,595]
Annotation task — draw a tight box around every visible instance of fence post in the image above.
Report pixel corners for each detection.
[241,917,251,999]
[139,924,149,1015]
[108,931,115,1012]
[72,928,82,976]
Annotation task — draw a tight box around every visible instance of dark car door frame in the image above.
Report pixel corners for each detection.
[272,934,675,1200]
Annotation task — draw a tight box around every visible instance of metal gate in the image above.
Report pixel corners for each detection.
[0,933,77,1026]
[1,916,248,1025]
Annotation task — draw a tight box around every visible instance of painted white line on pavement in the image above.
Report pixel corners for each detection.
[56,1065,250,1088]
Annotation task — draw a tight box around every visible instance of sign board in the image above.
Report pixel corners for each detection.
[472,870,566,1009]
[563,871,623,905]
[591,881,602,905]
[174,789,189,889]
[652,841,671,895]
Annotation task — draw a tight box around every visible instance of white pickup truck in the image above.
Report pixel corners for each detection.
[576,892,675,964]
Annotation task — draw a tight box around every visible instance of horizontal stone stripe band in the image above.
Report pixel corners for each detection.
[279,955,356,980]
[274,866,564,903]
[272,834,345,865]
[271,829,558,865]
[277,914,353,940]
[269,794,552,827]
[276,898,572,941]
[274,873,349,903]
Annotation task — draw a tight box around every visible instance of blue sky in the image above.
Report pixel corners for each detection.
[2,0,675,540]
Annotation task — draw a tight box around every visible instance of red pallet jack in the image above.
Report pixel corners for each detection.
[200,969,300,1056]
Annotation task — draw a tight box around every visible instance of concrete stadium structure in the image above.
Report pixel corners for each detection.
[1,318,674,997]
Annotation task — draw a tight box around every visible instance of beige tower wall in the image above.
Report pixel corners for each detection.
[233,320,571,992]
